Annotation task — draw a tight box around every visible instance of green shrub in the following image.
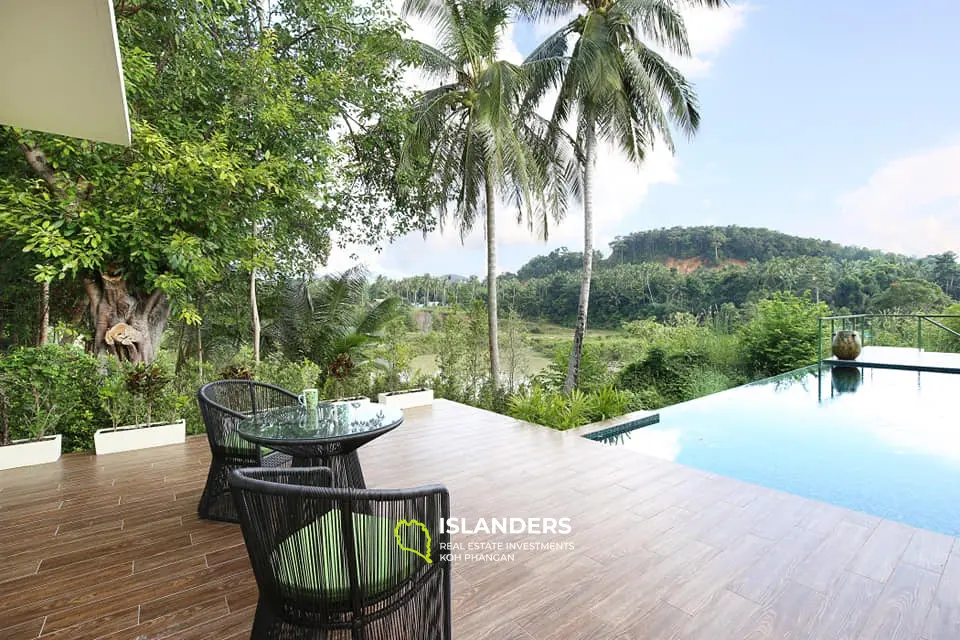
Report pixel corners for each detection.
[255,354,322,394]
[739,292,828,377]
[618,346,702,406]
[0,345,109,451]
[164,360,216,436]
[683,367,734,400]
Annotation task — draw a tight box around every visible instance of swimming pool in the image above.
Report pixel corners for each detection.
[587,365,960,536]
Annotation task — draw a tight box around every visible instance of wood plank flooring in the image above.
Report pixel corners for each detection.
[0,399,957,639]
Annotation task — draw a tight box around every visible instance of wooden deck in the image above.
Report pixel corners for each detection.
[1,399,958,639]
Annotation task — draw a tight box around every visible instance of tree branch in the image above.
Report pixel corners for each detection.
[19,144,64,197]
[115,1,152,18]
[18,143,94,205]
[143,288,166,318]
[278,25,355,54]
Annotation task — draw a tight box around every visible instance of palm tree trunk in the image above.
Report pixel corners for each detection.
[485,166,501,384]
[250,267,261,364]
[37,280,49,346]
[564,124,596,393]
[250,220,261,364]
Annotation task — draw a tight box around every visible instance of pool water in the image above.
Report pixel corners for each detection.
[590,366,960,536]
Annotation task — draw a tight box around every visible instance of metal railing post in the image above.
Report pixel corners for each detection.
[818,318,823,371]
[918,316,923,351]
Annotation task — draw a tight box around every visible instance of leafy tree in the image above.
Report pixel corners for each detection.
[869,279,951,313]
[522,0,722,392]
[0,0,420,364]
[926,252,959,299]
[400,0,578,385]
[739,292,828,377]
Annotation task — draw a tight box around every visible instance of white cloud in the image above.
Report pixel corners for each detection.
[835,142,960,256]
[672,3,749,77]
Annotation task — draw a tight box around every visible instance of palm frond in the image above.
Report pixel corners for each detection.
[633,42,701,136]
[408,40,459,82]
[615,0,691,57]
[356,296,401,336]
[515,0,579,22]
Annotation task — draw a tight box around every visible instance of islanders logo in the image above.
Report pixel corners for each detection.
[394,519,432,564]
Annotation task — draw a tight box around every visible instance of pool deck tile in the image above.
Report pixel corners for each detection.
[0,399,958,639]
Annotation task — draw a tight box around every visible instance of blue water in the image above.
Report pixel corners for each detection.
[592,366,960,536]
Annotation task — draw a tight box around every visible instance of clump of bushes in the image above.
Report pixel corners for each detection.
[507,385,637,430]
[0,344,109,451]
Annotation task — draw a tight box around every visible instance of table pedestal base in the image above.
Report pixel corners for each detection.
[293,450,366,489]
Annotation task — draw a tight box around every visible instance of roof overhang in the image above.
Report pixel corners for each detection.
[0,0,131,146]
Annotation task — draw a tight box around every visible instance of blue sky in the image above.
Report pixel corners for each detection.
[330,0,960,277]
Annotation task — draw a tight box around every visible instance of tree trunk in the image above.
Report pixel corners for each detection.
[485,165,501,385]
[37,281,50,346]
[564,125,596,393]
[84,274,170,364]
[250,267,261,364]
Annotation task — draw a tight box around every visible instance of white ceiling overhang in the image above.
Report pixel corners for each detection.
[0,0,131,146]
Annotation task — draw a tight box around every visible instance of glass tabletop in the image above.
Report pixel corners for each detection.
[236,402,403,444]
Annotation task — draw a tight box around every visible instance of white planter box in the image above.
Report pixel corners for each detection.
[377,388,434,409]
[325,396,370,406]
[94,420,186,455]
[0,434,62,470]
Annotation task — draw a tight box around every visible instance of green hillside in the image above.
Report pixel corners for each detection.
[517,226,887,279]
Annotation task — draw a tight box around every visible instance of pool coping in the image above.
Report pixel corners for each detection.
[564,408,661,439]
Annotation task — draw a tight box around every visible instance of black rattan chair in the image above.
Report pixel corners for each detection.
[229,467,451,640]
[197,380,297,522]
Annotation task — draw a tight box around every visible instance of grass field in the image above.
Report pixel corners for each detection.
[410,348,552,377]
[407,319,633,379]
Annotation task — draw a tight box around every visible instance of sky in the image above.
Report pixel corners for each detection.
[327,0,960,278]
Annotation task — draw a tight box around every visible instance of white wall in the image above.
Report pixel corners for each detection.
[0,0,130,145]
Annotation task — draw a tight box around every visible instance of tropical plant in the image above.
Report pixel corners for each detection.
[521,0,723,391]
[507,384,624,429]
[125,362,172,428]
[268,268,400,395]
[400,0,579,385]
[589,385,632,420]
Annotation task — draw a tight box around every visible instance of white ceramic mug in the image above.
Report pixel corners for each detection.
[298,388,319,410]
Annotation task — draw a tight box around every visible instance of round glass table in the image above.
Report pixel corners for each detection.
[236,401,403,488]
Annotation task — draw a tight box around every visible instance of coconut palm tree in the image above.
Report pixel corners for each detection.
[522,0,723,392]
[400,0,579,385]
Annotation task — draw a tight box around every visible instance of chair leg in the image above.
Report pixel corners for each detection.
[250,599,273,639]
[198,458,238,523]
